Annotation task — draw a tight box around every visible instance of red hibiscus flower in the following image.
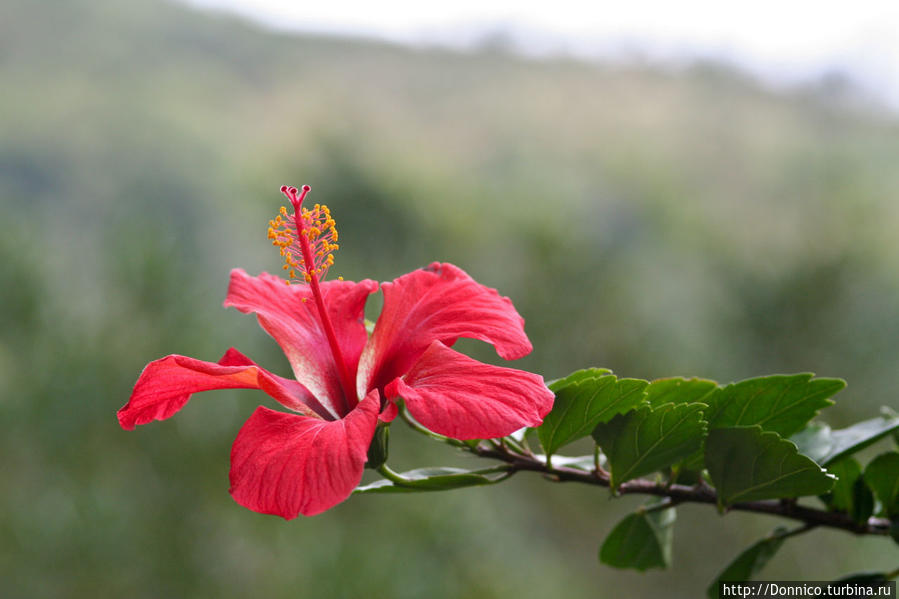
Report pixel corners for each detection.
[118,185,553,518]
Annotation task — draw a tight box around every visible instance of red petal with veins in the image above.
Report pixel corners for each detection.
[118,348,324,430]
[225,269,377,417]
[359,262,533,393]
[229,390,380,519]
[385,341,553,440]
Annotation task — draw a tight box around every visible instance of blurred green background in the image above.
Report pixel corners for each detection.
[2,0,898,597]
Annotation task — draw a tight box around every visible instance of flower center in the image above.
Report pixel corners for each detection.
[270,185,358,414]
[268,185,339,283]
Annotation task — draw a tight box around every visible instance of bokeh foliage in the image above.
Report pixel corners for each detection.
[2,0,898,596]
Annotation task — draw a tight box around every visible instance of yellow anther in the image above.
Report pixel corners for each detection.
[269,200,339,284]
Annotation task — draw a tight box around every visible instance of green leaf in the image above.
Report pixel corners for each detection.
[706,527,788,598]
[705,426,836,506]
[704,374,844,438]
[863,452,899,517]
[823,458,863,512]
[821,458,874,524]
[644,377,718,408]
[353,467,503,494]
[599,503,676,571]
[791,415,899,466]
[547,367,612,391]
[538,373,648,456]
[790,422,833,463]
[593,402,708,488]
[682,374,845,472]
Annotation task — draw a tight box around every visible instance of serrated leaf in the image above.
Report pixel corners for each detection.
[353,467,500,494]
[706,527,788,598]
[704,374,844,438]
[593,402,707,488]
[863,452,899,517]
[547,367,612,392]
[538,374,649,456]
[706,426,836,506]
[599,503,675,571]
[682,375,844,472]
[645,377,718,408]
[792,416,899,466]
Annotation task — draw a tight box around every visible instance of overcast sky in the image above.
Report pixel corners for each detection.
[183,0,899,109]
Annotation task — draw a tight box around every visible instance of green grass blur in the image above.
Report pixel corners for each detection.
[2,0,898,597]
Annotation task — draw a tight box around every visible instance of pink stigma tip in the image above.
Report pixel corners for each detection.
[278,184,309,210]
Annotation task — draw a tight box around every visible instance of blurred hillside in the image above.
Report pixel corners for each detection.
[2,0,898,597]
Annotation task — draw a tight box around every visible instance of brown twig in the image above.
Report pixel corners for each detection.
[471,445,891,536]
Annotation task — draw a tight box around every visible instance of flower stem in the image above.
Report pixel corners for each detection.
[399,405,468,448]
[593,446,609,478]
[377,464,411,485]
[501,435,529,456]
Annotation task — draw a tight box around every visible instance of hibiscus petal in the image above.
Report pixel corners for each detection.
[224,269,378,417]
[359,262,533,393]
[219,348,335,418]
[118,349,325,430]
[378,401,398,423]
[229,390,380,518]
[384,341,554,440]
